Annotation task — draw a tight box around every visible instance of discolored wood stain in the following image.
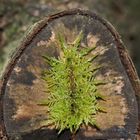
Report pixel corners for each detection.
[0,9,140,140]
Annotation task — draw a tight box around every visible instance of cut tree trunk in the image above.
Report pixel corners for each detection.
[0,9,140,140]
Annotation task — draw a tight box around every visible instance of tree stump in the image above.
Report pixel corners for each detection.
[0,9,140,140]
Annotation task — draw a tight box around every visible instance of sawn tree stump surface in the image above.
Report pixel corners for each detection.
[0,9,140,140]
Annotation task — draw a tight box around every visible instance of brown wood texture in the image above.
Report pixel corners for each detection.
[0,9,140,140]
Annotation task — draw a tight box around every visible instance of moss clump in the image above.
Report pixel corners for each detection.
[41,32,104,134]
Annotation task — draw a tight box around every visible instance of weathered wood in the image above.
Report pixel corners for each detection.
[0,9,140,140]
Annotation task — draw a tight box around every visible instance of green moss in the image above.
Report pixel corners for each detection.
[40,32,104,134]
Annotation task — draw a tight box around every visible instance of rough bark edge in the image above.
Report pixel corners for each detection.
[0,9,139,139]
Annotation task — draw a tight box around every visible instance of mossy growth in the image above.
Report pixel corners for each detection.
[40,32,104,134]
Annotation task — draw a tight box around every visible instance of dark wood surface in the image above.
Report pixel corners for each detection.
[0,9,140,140]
